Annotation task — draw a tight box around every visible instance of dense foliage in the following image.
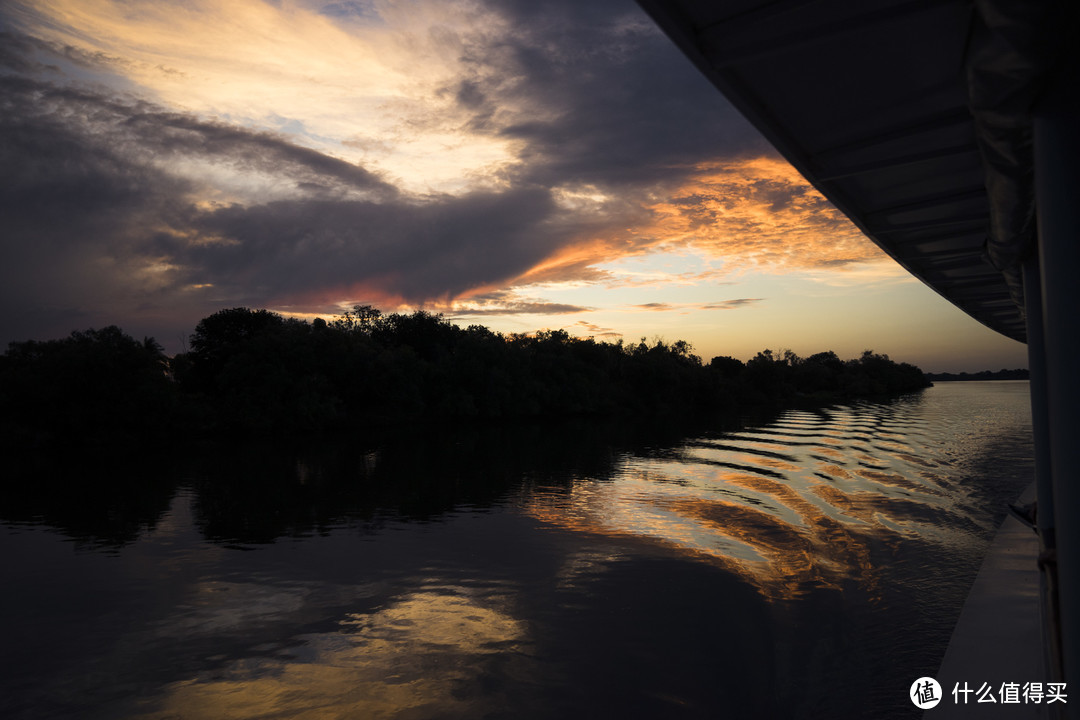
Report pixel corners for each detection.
[1,306,931,444]
[0,327,175,447]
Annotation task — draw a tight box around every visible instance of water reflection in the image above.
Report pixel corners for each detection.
[1,450,177,551]
[0,382,1034,719]
[178,420,639,545]
[521,389,1029,604]
[137,586,529,720]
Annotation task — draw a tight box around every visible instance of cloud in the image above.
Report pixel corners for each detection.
[647,158,891,272]
[4,0,524,194]
[0,74,197,343]
[0,40,580,344]
[569,320,622,339]
[0,64,396,324]
[702,298,765,310]
[495,153,903,295]
[173,186,573,308]
[631,299,765,312]
[0,31,55,74]
[0,0,905,353]
[439,291,591,317]
[454,0,768,189]
[503,157,905,291]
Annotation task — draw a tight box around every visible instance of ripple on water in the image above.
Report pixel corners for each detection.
[523,386,1033,603]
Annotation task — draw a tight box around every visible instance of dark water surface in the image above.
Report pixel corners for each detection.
[1,381,1033,719]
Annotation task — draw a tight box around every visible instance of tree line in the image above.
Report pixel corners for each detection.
[925,368,1029,382]
[0,306,931,446]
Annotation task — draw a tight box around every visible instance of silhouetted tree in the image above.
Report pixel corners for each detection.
[2,307,932,444]
[0,326,174,447]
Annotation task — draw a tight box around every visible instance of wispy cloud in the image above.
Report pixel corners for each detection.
[440,291,591,317]
[569,320,622,339]
[702,298,765,310]
[631,299,764,312]
[5,0,522,193]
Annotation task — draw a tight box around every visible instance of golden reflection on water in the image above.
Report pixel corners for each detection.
[520,405,976,603]
[524,474,879,602]
[134,588,528,720]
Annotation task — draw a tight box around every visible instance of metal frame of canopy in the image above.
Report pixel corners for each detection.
[635,0,1079,712]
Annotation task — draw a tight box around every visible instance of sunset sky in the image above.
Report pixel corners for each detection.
[0,0,1028,372]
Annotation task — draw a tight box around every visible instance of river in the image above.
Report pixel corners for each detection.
[0,381,1033,719]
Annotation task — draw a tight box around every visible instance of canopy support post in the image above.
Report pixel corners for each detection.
[1033,49,1080,706]
[1024,255,1064,692]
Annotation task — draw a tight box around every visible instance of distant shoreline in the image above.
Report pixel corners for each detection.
[925,369,1029,382]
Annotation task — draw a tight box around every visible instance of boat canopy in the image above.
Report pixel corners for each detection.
[636,0,1073,343]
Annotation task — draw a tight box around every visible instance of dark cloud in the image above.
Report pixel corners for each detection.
[0,31,50,74]
[0,73,196,345]
[0,38,571,347]
[457,0,767,188]
[174,187,560,303]
[122,112,398,198]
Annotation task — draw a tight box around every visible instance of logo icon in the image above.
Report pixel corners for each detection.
[912,677,942,709]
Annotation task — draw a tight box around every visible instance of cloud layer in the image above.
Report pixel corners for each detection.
[1,0,894,349]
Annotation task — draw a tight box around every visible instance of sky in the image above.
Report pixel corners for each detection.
[0,0,1029,372]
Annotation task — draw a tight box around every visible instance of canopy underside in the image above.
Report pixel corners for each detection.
[637,0,1073,343]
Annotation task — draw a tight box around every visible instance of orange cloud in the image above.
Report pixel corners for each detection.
[513,237,622,285]
[648,156,887,271]
[503,156,898,295]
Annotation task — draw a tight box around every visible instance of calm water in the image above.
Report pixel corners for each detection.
[1,381,1033,719]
